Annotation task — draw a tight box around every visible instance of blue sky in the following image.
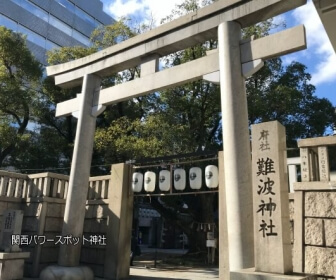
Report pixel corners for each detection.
[101,0,336,107]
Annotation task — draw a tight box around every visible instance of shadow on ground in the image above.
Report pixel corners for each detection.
[129,248,219,279]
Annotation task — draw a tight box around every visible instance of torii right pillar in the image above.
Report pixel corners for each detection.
[218,21,254,273]
[218,20,317,280]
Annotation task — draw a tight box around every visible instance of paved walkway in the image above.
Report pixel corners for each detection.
[129,266,219,279]
[128,247,219,279]
[24,247,219,279]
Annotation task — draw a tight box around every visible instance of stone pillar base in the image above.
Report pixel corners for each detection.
[0,252,30,280]
[40,265,94,280]
[231,268,317,280]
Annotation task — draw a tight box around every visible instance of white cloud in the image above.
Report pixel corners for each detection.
[106,0,186,25]
[107,0,145,19]
[291,0,336,85]
[104,0,336,86]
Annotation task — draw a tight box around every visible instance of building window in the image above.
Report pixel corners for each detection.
[55,0,101,29]
[72,30,90,46]
[20,0,49,22]
[0,14,18,31]
[49,15,72,37]
[18,25,46,49]
[9,0,96,48]
[46,40,60,50]
[10,0,21,7]
[55,0,75,13]
[74,7,96,27]
[94,19,103,28]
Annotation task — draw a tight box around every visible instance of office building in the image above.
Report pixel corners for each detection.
[0,0,114,65]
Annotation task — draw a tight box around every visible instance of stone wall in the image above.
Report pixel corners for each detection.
[81,200,110,277]
[22,198,51,276]
[293,187,336,278]
[304,192,336,277]
[0,197,109,278]
[0,166,133,279]
[22,199,116,278]
[289,194,294,244]
[292,135,336,279]
[0,197,22,235]
[22,198,66,277]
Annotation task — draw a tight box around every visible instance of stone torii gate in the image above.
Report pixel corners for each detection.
[40,0,307,279]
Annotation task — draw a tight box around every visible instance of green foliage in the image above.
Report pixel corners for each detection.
[90,17,136,49]
[156,78,221,153]
[0,31,95,170]
[47,45,97,65]
[92,0,333,189]
[0,119,30,150]
[92,0,334,254]
[160,0,213,24]
[95,115,192,161]
[2,0,334,253]
[247,59,335,147]
[0,26,42,166]
[242,18,286,39]
[30,40,101,171]
[95,0,222,163]
[34,17,153,172]
[8,127,71,173]
[45,45,97,103]
[0,27,41,81]
[1,0,332,182]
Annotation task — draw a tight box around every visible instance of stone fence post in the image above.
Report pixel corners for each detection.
[104,163,133,280]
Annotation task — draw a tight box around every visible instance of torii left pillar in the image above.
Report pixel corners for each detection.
[40,74,101,279]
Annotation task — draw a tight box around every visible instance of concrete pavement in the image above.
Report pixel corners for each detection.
[129,266,219,279]
[128,247,219,279]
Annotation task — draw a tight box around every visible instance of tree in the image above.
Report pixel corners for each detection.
[93,0,335,255]
[246,58,335,149]
[10,0,333,256]
[28,17,154,174]
[93,0,221,255]
[0,26,42,167]
[5,46,97,172]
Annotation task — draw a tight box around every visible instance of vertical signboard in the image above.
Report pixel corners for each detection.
[251,121,292,274]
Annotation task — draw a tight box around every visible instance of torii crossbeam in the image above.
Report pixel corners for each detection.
[41,0,307,279]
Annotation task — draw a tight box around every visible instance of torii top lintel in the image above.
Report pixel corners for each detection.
[46,0,306,89]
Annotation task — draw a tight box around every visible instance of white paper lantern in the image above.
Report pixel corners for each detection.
[174,169,186,190]
[189,167,202,189]
[159,170,170,191]
[132,172,143,192]
[205,165,219,188]
[144,171,156,192]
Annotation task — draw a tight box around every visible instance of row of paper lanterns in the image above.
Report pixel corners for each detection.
[132,165,219,192]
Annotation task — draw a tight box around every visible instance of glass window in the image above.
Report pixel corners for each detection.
[49,15,72,36]
[10,0,21,6]
[72,30,90,46]
[75,7,95,26]
[94,19,103,29]
[20,0,48,22]
[55,0,75,13]
[46,40,60,50]
[0,14,18,31]
[10,0,75,40]
[18,25,46,48]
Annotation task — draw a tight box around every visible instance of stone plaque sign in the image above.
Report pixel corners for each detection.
[251,121,292,274]
[300,147,310,182]
[318,146,329,181]
[0,210,24,252]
